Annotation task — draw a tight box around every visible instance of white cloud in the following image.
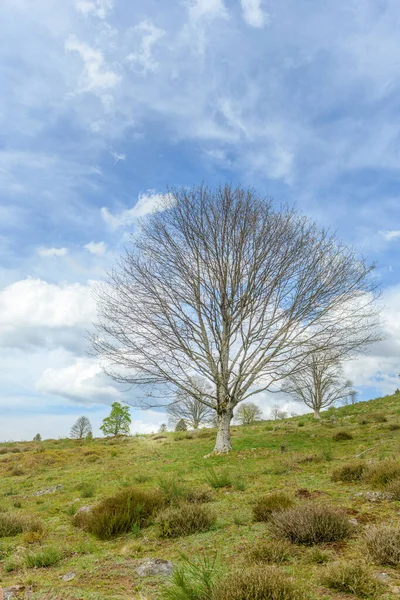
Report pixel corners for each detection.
[0,278,96,349]
[65,35,121,93]
[101,191,169,229]
[189,0,228,20]
[36,357,120,404]
[37,247,68,257]
[109,149,126,164]
[75,0,114,19]
[380,230,400,241]
[126,20,165,73]
[240,0,268,27]
[84,241,107,255]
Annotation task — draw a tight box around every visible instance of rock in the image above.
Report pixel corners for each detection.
[62,572,76,582]
[2,586,31,600]
[377,573,390,581]
[349,518,358,526]
[75,506,91,515]
[136,559,174,577]
[31,484,63,497]
[355,491,392,502]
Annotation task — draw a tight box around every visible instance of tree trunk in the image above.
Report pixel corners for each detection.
[314,408,321,419]
[212,410,233,454]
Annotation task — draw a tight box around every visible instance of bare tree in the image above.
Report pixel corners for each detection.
[167,376,215,429]
[91,184,380,454]
[271,405,287,420]
[235,402,263,425]
[70,416,92,439]
[282,350,354,418]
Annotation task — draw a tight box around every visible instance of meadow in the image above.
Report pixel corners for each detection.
[1,394,400,599]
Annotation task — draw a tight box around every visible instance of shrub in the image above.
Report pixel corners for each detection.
[250,539,292,564]
[320,560,383,598]
[74,487,164,540]
[366,526,400,566]
[205,469,232,489]
[386,478,400,500]
[297,421,305,427]
[157,503,215,538]
[23,530,43,544]
[213,566,307,600]
[270,504,351,545]
[0,513,42,537]
[186,488,213,504]
[25,546,62,568]
[162,553,217,600]
[253,492,294,522]
[332,431,353,441]
[364,459,400,488]
[331,461,366,483]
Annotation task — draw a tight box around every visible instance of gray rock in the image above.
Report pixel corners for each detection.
[31,484,63,497]
[2,586,31,600]
[75,505,91,515]
[62,572,76,582]
[355,491,392,502]
[136,559,174,577]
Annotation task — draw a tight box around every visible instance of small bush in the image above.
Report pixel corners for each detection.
[25,546,62,568]
[186,488,213,504]
[0,513,42,537]
[364,459,400,488]
[320,560,383,598]
[270,504,351,546]
[297,421,305,427]
[386,478,400,500]
[366,526,400,566]
[205,469,232,489]
[74,487,164,540]
[250,539,292,564]
[332,431,353,442]
[157,503,215,538]
[253,492,294,522]
[388,423,400,431]
[162,553,217,600]
[331,461,366,483]
[23,530,43,544]
[368,413,387,423]
[213,566,307,600]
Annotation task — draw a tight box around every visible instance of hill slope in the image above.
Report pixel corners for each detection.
[0,394,400,599]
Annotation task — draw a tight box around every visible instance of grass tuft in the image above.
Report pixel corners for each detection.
[332,431,353,441]
[213,566,307,600]
[331,461,367,483]
[0,513,42,537]
[25,546,62,568]
[366,525,400,566]
[204,469,232,489]
[249,539,292,564]
[162,553,217,600]
[320,560,383,598]
[157,503,216,538]
[252,492,294,522]
[364,459,400,488]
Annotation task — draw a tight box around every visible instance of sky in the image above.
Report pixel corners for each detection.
[1,0,400,441]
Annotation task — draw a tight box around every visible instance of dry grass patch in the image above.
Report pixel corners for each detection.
[270,503,351,546]
[252,492,294,522]
[0,513,42,537]
[331,461,367,483]
[157,503,216,537]
[213,566,307,600]
[73,487,164,540]
[249,539,293,564]
[320,560,384,598]
[386,478,400,500]
[366,526,400,566]
[364,459,400,488]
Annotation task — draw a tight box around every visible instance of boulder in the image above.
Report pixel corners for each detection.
[136,559,174,577]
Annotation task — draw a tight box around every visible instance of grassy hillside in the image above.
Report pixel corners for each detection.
[0,394,400,599]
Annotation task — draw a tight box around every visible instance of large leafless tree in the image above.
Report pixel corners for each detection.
[282,350,354,418]
[91,184,380,453]
[167,376,215,429]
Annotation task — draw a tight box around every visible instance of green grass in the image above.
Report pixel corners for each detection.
[1,393,400,598]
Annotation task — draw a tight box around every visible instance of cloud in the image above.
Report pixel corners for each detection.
[101,191,168,229]
[380,230,400,241]
[189,0,228,20]
[109,149,126,164]
[0,278,96,349]
[84,241,107,255]
[37,247,68,257]
[36,357,120,404]
[126,20,165,73]
[240,0,269,27]
[65,35,121,93]
[75,0,114,19]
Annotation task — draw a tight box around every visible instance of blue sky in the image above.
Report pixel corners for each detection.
[1,0,400,440]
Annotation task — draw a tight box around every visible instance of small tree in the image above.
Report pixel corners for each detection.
[158,423,167,433]
[271,405,287,420]
[175,419,187,432]
[70,416,92,439]
[235,402,263,425]
[167,376,215,430]
[282,351,354,418]
[86,431,93,440]
[349,390,358,405]
[33,433,41,442]
[100,402,131,436]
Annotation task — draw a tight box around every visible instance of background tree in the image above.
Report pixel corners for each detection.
[33,433,41,442]
[100,402,131,436]
[92,184,381,454]
[282,350,354,418]
[271,405,287,420]
[235,402,263,425]
[86,431,93,440]
[158,423,167,433]
[167,376,215,429]
[70,416,92,439]
[175,419,187,432]
[349,390,358,405]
